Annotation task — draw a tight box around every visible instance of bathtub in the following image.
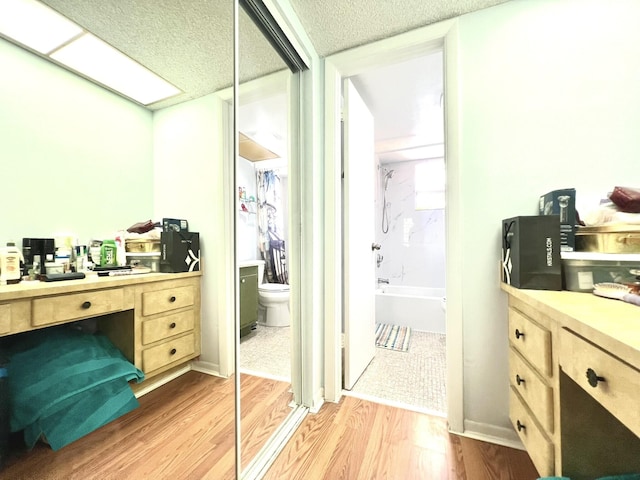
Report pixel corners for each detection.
[375,285,446,334]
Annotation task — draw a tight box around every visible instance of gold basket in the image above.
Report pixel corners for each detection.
[125,239,161,253]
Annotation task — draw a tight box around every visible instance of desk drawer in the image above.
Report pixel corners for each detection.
[560,328,640,437]
[509,347,554,433]
[509,386,554,477]
[32,289,124,326]
[142,310,195,345]
[142,285,194,317]
[142,333,195,373]
[509,308,552,377]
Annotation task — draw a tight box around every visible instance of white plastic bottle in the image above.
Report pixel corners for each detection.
[0,241,24,285]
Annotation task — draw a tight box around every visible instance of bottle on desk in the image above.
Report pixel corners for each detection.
[100,240,118,267]
[0,241,23,285]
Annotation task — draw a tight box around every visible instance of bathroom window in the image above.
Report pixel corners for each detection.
[415,159,445,210]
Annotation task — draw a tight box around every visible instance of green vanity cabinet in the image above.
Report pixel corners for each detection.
[239,266,259,337]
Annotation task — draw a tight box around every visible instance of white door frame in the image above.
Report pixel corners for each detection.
[323,18,464,433]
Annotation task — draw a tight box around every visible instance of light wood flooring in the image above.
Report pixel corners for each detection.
[1,371,538,479]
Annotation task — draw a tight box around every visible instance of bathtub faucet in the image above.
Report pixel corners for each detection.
[377,278,389,285]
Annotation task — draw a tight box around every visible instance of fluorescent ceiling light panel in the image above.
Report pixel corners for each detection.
[0,0,82,54]
[50,33,181,105]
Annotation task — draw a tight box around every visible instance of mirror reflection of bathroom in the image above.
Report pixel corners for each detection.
[236,70,292,449]
[349,51,448,416]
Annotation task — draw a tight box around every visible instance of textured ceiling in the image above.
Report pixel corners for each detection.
[41,0,286,109]
[289,0,510,57]
[33,0,509,110]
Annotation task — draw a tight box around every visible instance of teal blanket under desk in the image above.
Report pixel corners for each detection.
[6,327,144,451]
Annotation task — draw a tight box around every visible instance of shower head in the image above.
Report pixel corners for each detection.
[384,169,394,180]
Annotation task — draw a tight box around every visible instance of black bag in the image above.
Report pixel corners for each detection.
[502,216,561,290]
[160,231,200,273]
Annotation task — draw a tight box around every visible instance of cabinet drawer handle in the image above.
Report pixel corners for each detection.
[170,348,177,355]
[169,322,176,329]
[516,420,526,432]
[81,301,92,309]
[515,328,525,340]
[516,374,525,386]
[241,278,246,284]
[586,368,605,387]
[169,296,176,303]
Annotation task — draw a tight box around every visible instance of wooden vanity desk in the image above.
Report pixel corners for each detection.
[501,283,640,480]
[0,271,201,385]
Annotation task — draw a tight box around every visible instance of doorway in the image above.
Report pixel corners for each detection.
[237,72,292,384]
[323,18,464,433]
[342,52,447,417]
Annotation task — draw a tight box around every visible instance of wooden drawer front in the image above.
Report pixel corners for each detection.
[32,289,124,326]
[509,386,554,477]
[509,308,552,377]
[509,347,554,433]
[142,333,195,373]
[0,304,11,334]
[142,285,194,317]
[560,328,640,437]
[142,310,194,345]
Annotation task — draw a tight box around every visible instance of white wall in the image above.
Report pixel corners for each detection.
[153,94,232,374]
[457,0,640,434]
[0,39,153,246]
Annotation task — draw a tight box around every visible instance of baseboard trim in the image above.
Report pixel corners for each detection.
[239,368,291,384]
[133,364,192,398]
[310,388,324,413]
[191,360,222,377]
[459,419,524,450]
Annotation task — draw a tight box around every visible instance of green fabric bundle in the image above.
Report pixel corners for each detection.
[6,327,144,451]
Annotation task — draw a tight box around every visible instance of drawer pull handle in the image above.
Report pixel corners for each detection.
[516,374,525,386]
[516,420,526,432]
[586,368,605,387]
[170,296,176,303]
[169,322,176,329]
[170,348,177,355]
[515,328,525,340]
[81,301,92,309]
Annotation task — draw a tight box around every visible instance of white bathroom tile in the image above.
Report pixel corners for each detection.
[376,160,445,289]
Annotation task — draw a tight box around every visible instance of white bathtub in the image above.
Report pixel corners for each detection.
[375,285,446,334]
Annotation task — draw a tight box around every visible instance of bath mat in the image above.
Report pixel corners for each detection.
[375,323,411,352]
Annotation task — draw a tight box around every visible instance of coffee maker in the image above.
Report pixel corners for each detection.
[22,238,55,276]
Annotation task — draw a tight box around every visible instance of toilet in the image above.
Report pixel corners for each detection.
[257,261,290,327]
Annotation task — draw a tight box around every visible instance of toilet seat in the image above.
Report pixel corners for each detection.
[259,283,290,293]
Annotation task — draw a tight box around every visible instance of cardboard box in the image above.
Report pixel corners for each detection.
[502,216,562,290]
[160,231,200,273]
[162,218,189,233]
[538,188,576,252]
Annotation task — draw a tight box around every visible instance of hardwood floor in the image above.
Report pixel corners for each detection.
[1,371,538,480]
[263,396,539,480]
[1,371,292,480]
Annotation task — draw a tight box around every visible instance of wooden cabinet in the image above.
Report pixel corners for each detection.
[502,284,640,478]
[136,277,201,377]
[239,265,258,337]
[507,300,555,476]
[0,272,201,382]
[32,288,126,326]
